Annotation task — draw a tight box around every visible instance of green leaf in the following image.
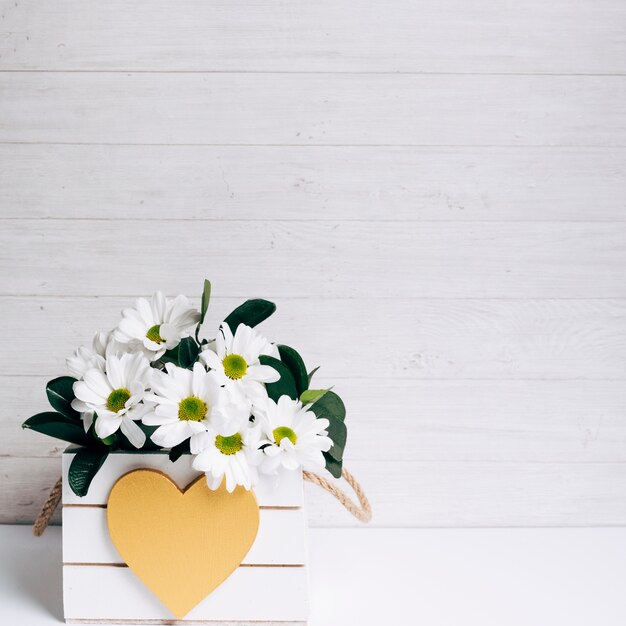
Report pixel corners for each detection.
[277,345,308,396]
[22,412,92,446]
[200,279,212,324]
[259,355,298,402]
[307,366,320,385]
[325,414,347,461]
[68,447,109,497]
[178,337,201,369]
[169,439,190,462]
[300,388,330,405]
[223,299,276,332]
[309,391,346,422]
[160,337,200,369]
[46,376,80,420]
[159,347,178,366]
[323,452,343,479]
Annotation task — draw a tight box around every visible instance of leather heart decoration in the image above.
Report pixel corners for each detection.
[107,469,260,619]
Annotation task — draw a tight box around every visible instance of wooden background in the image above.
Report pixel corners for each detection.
[1,1,625,527]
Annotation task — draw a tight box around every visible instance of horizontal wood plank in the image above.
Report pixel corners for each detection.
[1,74,625,146]
[1,221,625,298]
[63,563,308,621]
[3,297,625,380]
[6,457,626,527]
[2,145,626,221]
[10,377,626,463]
[2,0,625,73]
[62,506,306,565]
[62,452,303,507]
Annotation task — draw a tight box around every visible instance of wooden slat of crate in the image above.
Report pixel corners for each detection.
[63,506,307,565]
[62,451,308,623]
[63,564,308,622]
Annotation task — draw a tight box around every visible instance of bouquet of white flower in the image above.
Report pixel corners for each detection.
[23,279,347,496]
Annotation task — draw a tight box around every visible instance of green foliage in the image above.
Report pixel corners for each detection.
[161,337,200,369]
[199,279,211,324]
[223,299,276,331]
[323,452,343,479]
[259,355,298,402]
[309,390,346,422]
[307,366,320,385]
[178,337,201,368]
[277,345,308,396]
[300,388,330,405]
[308,390,348,473]
[46,376,80,420]
[195,279,212,343]
[22,411,92,447]
[68,447,109,497]
[169,439,191,462]
[325,415,347,461]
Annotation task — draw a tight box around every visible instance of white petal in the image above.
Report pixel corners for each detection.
[151,421,202,448]
[135,297,156,327]
[120,417,146,448]
[190,430,214,455]
[95,414,123,439]
[83,369,113,398]
[247,364,280,383]
[105,355,124,389]
[218,323,234,356]
[200,348,223,371]
[151,291,167,323]
[82,411,95,433]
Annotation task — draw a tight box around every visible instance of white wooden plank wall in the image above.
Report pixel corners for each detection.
[1,0,625,527]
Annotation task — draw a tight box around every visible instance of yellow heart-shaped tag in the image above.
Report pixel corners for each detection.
[107,469,260,619]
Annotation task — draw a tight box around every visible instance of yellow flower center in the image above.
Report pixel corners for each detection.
[146,324,164,344]
[178,396,208,422]
[222,353,248,380]
[215,433,243,455]
[273,426,298,446]
[106,388,131,413]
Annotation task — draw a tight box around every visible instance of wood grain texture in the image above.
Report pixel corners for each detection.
[2,0,626,529]
[2,145,625,221]
[63,564,308,621]
[1,73,625,146]
[3,297,626,379]
[63,506,307,565]
[1,221,625,298]
[5,456,626,527]
[2,0,625,73]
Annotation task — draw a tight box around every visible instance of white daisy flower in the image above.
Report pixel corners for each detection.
[66,330,126,379]
[71,352,152,447]
[257,396,332,474]
[142,362,233,448]
[190,415,262,493]
[114,291,200,360]
[200,323,280,403]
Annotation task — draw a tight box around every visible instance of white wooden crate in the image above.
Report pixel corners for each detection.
[62,449,308,624]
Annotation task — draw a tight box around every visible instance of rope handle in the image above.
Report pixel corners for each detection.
[33,467,371,535]
[33,477,62,536]
[303,467,372,523]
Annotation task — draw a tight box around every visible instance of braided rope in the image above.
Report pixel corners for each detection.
[33,466,372,535]
[303,467,372,523]
[32,477,62,536]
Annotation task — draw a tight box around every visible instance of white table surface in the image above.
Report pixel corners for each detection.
[1,525,625,625]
